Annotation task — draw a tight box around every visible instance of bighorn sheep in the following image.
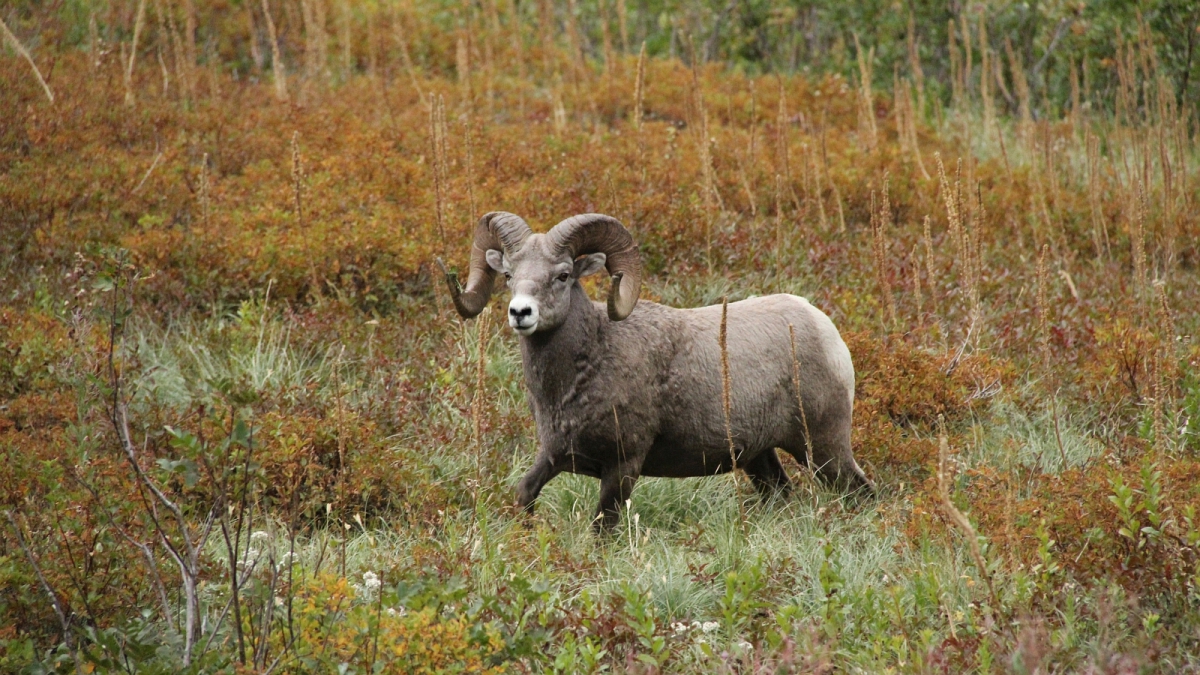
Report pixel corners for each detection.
[442,212,872,530]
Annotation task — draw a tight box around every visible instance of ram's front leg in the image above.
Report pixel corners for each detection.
[593,461,642,533]
[516,451,562,515]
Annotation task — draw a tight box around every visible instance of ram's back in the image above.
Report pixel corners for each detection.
[635,294,854,476]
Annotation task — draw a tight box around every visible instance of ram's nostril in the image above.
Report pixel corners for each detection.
[510,305,533,318]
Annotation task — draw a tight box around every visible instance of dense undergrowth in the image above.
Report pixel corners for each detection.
[3,1,1200,673]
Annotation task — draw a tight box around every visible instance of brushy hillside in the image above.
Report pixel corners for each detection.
[2,1,1199,673]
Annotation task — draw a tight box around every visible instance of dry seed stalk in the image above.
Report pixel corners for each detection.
[902,80,930,179]
[472,309,492,508]
[464,113,477,223]
[332,345,347,476]
[0,14,55,102]
[366,10,379,80]
[922,215,938,317]
[1035,244,1051,374]
[1087,133,1109,259]
[1035,245,1069,467]
[774,173,784,267]
[182,0,197,99]
[811,145,826,229]
[776,78,795,209]
[980,15,993,129]
[1005,38,1031,142]
[948,19,961,107]
[616,0,628,53]
[198,153,211,227]
[871,179,897,330]
[1069,54,1081,131]
[631,45,645,184]
[261,0,287,100]
[719,297,747,531]
[959,11,972,100]
[430,95,450,258]
[692,58,721,215]
[598,0,614,79]
[291,132,303,223]
[738,79,759,217]
[912,244,925,329]
[995,116,1012,180]
[941,156,980,324]
[1152,280,1174,452]
[819,128,846,232]
[456,32,471,102]
[632,42,646,131]
[906,11,925,113]
[394,7,424,99]
[854,34,877,151]
[154,1,171,95]
[1131,178,1147,292]
[937,418,1000,611]
[893,65,907,154]
[125,0,149,105]
[788,324,816,482]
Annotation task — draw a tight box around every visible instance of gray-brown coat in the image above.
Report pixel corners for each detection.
[442,212,872,530]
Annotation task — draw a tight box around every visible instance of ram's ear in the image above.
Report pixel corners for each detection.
[573,253,607,278]
[485,249,507,274]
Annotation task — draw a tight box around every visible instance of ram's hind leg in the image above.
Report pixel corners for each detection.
[790,421,873,498]
[742,449,794,500]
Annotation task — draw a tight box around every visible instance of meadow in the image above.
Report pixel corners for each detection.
[2,1,1199,672]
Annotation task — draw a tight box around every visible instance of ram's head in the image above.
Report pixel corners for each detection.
[441,212,643,334]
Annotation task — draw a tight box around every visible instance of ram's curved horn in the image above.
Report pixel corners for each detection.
[441,212,532,318]
[548,214,642,321]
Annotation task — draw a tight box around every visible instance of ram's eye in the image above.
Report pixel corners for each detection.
[503,272,512,280]
[556,272,571,282]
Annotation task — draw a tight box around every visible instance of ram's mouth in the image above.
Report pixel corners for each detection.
[511,320,537,336]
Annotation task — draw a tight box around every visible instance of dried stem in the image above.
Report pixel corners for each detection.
[5,510,76,666]
[937,418,1001,611]
[853,34,877,151]
[291,133,303,223]
[719,297,746,531]
[0,15,55,103]
[464,113,477,223]
[871,176,898,330]
[788,324,816,484]
[261,0,288,100]
[125,0,149,105]
[199,152,211,227]
[471,309,492,510]
[430,95,450,259]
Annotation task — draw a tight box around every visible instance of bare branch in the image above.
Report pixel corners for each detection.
[1032,17,1072,84]
[4,511,75,654]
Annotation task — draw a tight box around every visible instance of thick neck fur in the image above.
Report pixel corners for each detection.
[519,283,605,409]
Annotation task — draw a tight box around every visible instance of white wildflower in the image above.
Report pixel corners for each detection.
[386,606,407,618]
[250,531,270,544]
[735,639,753,653]
[356,571,382,601]
[237,548,260,568]
[671,622,689,635]
[700,621,719,633]
[274,596,284,607]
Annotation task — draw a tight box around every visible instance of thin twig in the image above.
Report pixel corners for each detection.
[131,151,164,195]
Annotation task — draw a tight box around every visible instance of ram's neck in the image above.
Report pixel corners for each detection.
[519,284,604,406]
